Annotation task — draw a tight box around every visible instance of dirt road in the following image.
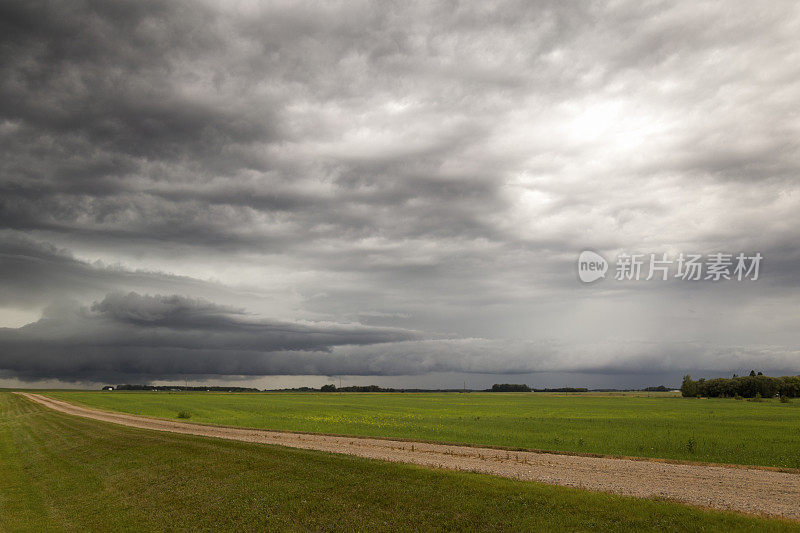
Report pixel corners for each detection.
[20,392,800,520]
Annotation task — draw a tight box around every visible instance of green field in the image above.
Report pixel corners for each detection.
[45,391,800,468]
[3,392,798,532]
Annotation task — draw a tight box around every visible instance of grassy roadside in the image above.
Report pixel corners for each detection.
[45,391,800,468]
[2,392,798,532]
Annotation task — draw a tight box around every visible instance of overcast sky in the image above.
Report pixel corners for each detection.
[1,0,799,389]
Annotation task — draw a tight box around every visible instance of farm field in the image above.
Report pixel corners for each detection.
[3,392,798,532]
[45,391,800,468]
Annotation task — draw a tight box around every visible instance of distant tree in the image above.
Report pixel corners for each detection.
[749,370,757,377]
[682,373,799,398]
[680,375,698,397]
[320,384,336,392]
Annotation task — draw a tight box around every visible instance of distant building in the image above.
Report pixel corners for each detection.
[102,386,114,391]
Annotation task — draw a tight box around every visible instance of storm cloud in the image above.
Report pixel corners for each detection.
[4,295,799,382]
[0,292,419,381]
[1,1,799,386]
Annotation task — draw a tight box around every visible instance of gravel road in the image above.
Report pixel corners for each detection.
[20,392,800,520]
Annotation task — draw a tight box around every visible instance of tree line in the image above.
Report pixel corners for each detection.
[680,372,800,398]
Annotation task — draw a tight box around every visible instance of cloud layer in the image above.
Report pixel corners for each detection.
[1,1,799,385]
[0,292,418,381]
[4,293,799,382]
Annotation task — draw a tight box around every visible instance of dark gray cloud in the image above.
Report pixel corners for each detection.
[0,232,242,309]
[1,1,799,385]
[0,292,418,381]
[3,298,798,382]
[3,0,797,252]
[0,0,272,159]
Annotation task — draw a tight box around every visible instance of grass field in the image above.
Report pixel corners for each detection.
[44,391,800,468]
[3,392,799,532]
